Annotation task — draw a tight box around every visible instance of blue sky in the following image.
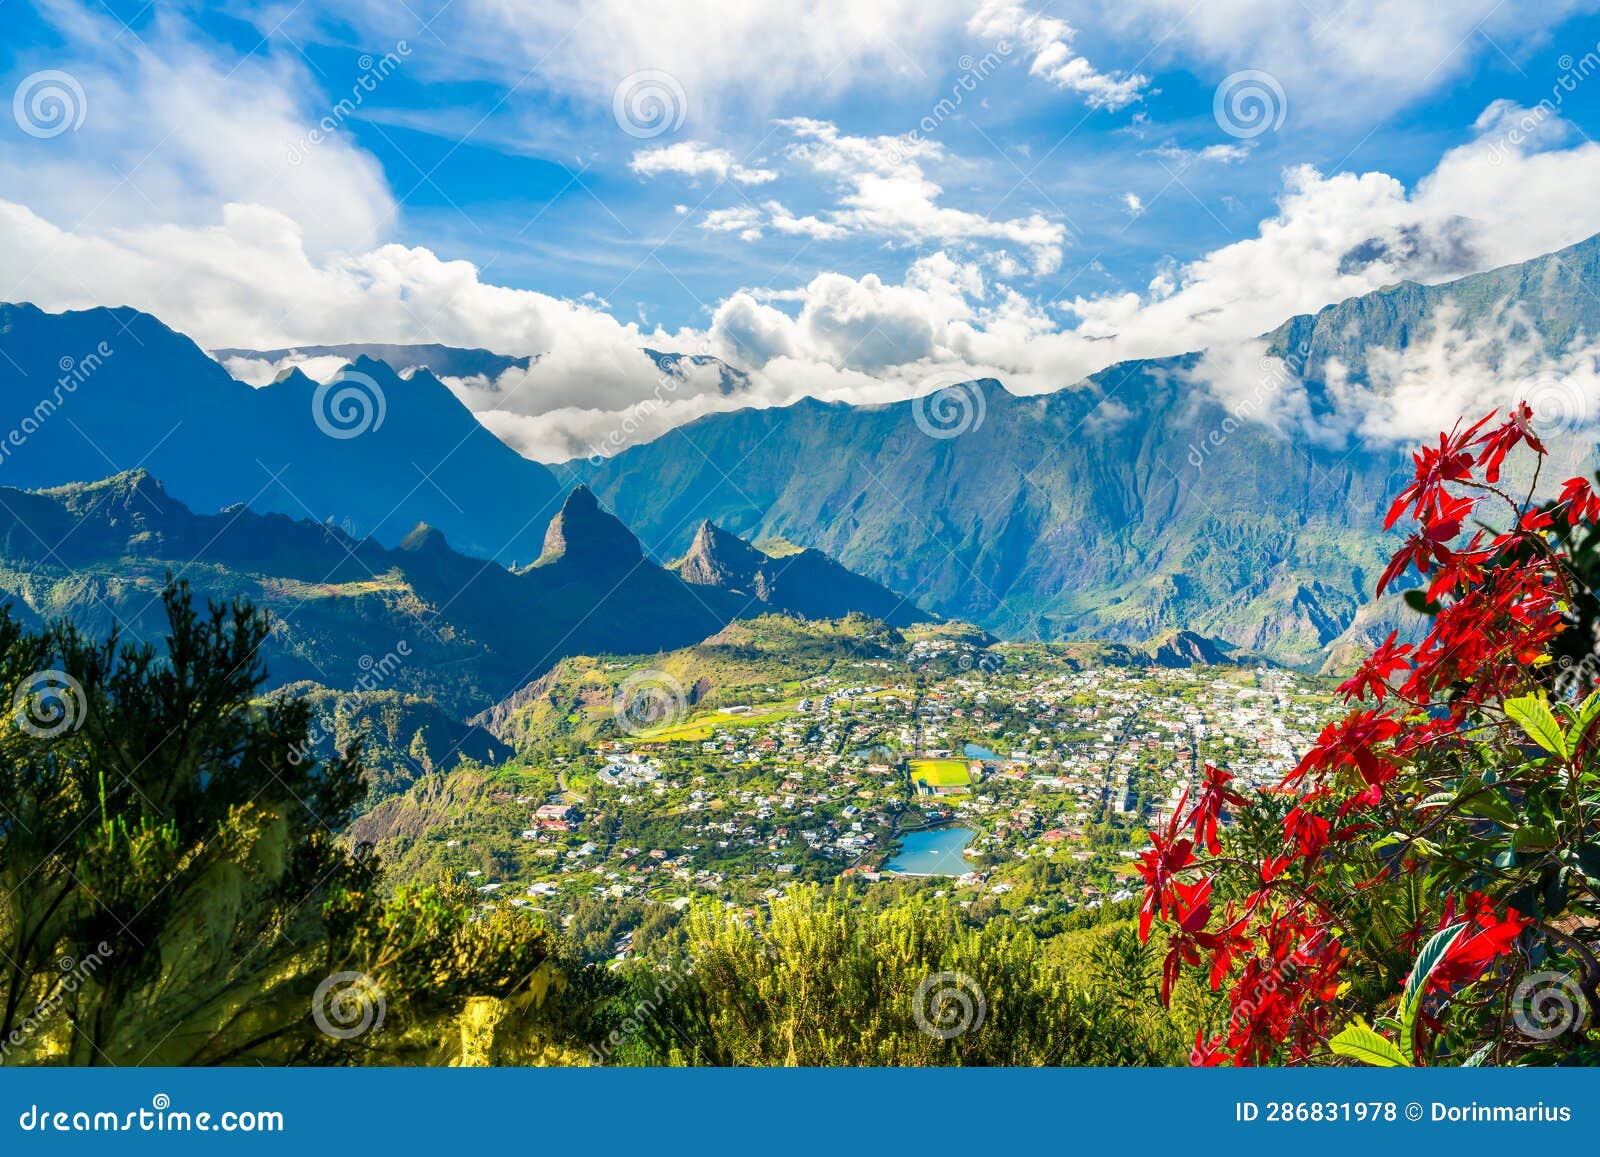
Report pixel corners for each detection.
[4,0,1600,460]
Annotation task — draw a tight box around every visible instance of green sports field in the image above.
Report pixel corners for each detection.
[908,758,971,787]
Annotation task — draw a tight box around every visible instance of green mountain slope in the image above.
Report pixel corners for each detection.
[575,234,1600,667]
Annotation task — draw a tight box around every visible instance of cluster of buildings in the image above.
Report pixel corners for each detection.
[435,643,1342,947]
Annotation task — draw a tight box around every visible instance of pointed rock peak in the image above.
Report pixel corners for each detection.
[271,365,317,389]
[690,518,747,553]
[399,522,451,554]
[560,484,599,513]
[676,519,766,587]
[535,486,641,569]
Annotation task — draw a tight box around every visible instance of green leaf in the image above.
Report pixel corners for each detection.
[1514,826,1558,852]
[1576,690,1600,737]
[1456,777,1519,826]
[1504,695,1570,759]
[1576,841,1600,882]
[1459,1041,1494,1067]
[1398,923,1466,1059]
[1329,1020,1411,1067]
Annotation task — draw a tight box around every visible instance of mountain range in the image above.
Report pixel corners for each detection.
[0,304,565,564]
[672,519,930,627]
[574,234,1600,668]
[0,470,923,715]
[3,232,1599,672]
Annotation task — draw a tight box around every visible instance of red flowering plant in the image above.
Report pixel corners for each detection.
[1139,403,1600,1066]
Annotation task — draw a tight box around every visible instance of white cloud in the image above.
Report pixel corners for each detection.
[773,117,1069,273]
[700,206,765,241]
[968,0,1149,110]
[278,0,971,118]
[0,5,394,257]
[764,201,849,241]
[1150,142,1253,169]
[677,119,1068,272]
[8,101,1600,465]
[630,141,776,184]
[1103,0,1596,121]
[1192,304,1600,474]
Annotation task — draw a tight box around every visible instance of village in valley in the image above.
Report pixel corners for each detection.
[359,619,1345,962]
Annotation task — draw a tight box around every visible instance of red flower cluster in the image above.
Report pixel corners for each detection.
[1138,403,1578,1065]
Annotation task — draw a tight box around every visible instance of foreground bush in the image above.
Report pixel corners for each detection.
[621,884,1196,1065]
[0,582,590,1065]
[1141,405,1600,1066]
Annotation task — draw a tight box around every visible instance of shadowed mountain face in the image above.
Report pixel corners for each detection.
[7,234,1600,674]
[673,519,931,627]
[574,235,1600,668]
[0,305,563,564]
[534,485,644,571]
[0,472,923,714]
